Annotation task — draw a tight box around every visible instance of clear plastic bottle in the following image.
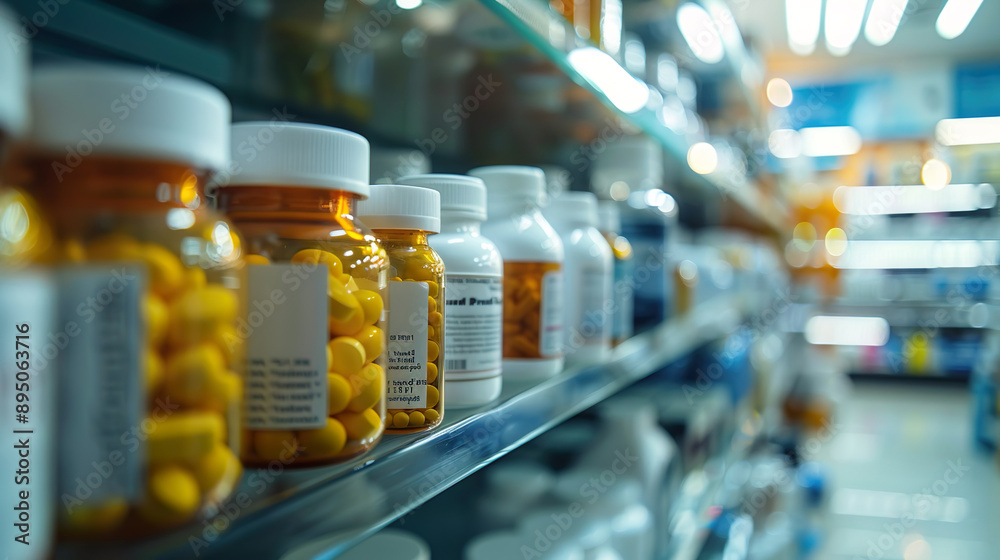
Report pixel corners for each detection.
[398,174,504,408]
[543,191,613,363]
[217,122,388,466]
[0,7,56,557]
[596,201,634,346]
[25,64,243,536]
[359,184,445,433]
[470,166,565,381]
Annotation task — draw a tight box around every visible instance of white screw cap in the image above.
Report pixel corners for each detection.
[469,165,546,208]
[358,184,441,233]
[543,191,600,230]
[398,173,487,222]
[0,5,28,138]
[222,122,371,197]
[30,64,231,171]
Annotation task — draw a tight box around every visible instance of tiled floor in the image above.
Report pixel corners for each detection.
[812,381,1000,560]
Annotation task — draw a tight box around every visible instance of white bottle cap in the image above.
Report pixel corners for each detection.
[371,147,430,184]
[543,191,599,230]
[30,64,231,171]
[597,201,622,233]
[0,5,28,138]
[469,165,546,209]
[398,173,487,222]
[464,531,524,560]
[358,184,441,233]
[591,135,663,195]
[222,122,370,197]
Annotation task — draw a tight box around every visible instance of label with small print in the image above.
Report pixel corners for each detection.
[245,264,328,430]
[443,275,502,380]
[572,264,610,346]
[539,271,563,357]
[1,271,55,558]
[56,266,144,506]
[387,281,428,408]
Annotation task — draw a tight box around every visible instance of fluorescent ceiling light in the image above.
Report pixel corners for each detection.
[768,128,801,158]
[833,184,997,215]
[677,3,725,64]
[824,0,868,55]
[786,0,822,55]
[800,126,863,157]
[832,239,1000,269]
[805,316,890,346]
[567,47,649,113]
[935,116,1000,146]
[864,0,908,46]
[936,0,983,39]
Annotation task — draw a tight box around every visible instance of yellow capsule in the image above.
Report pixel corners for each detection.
[355,325,384,362]
[328,373,352,415]
[147,411,225,464]
[392,411,410,428]
[390,276,403,282]
[244,254,271,265]
[189,443,240,494]
[253,430,298,461]
[291,248,344,278]
[328,336,366,375]
[347,363,383,413]
[427,362,438,384]
[428,325,437,340]
[86,233,142,261]
[147,351,164,395]
[427,340,440,362]
[213,372,242,413]
[354,290,383,326]
[429,311,443,327]
[211,324,242,368]
[168,286,239,347]
[426,281,439,298]
[329,280,364,336]
[425,408,440,424]
[138,466,201,526]
[344,276,359,293]
[408,410,426,427]
[146,294,168,347]
[163,344,227,409]
[185,267,207,290]
[426,385,440,408]
[142,244,186,299]
[63,498,129,534]
[298,418,347,457]
[337,408,382,441]
[427,296,437,314]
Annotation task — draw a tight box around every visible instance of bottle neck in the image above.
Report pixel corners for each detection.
[440,216,482,235]
[376,229,431,245]
[218,185,360,226]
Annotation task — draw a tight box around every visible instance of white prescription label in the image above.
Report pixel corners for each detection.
[572,264,611,346]
[245,264,329,430]
[1,271,55,559]
[443,275,502,380]
[539,270,563,357]
[56,266,144,506]
[386,281,429,408]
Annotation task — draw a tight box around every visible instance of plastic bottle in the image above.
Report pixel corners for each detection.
[398,174,504,408]
[471,166,565,381]
[554,472,653,560]
[596,201,634,345]
[466,530,583,560]
[26,64,243,536]
[217,122,388,466]
[520,510,622,560]
[0,8,56,557]
[475,461,554,531]
[543,192,613,363]
[359,184,446,432]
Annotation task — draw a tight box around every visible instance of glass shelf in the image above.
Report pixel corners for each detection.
[58,293,757,559]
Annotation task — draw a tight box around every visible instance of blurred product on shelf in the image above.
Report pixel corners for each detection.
[520,507,624,560]
[472,166,565,381]
[0,5,56,558]
[475,461,554,532]
[370,148,431,185]
[26,63,243,536]
[359,184,446,432]
[399,174,504,409]
[591,135,674,331]
[553,472,654,560]
[464,530,583,560]
[596,201,634,345]
[543,191,613,363]
[281,528,431,560]
[217,122,388,466]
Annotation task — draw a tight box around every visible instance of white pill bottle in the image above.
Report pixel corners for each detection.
[399,174,504,408]
[543,191,613,364]
[469,166,565,382]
